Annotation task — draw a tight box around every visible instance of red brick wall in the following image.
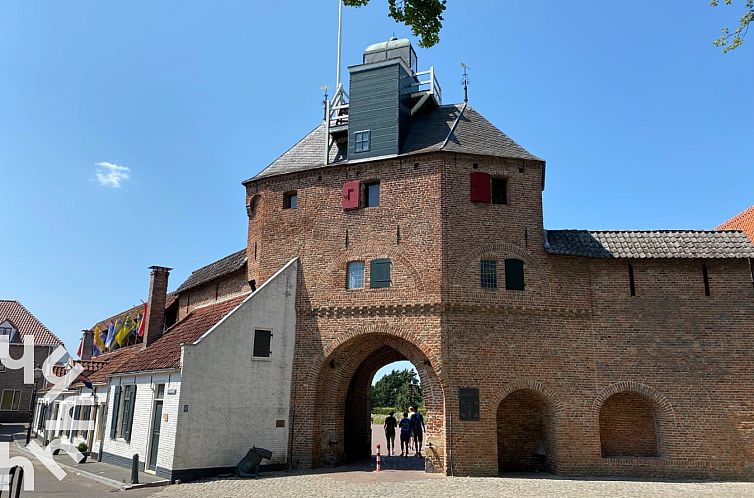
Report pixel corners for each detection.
[243,151,754,480]
[599,392,658,458]
[497,389,551,472]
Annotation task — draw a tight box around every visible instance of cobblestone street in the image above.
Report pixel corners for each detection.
[150,471,754,498]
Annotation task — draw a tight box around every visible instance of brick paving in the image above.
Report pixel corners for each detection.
[150,472,754,498]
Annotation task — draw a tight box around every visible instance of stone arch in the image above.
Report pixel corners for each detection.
[451,242,553,302]
[490,379,564,414]
[593,382,675,459]
[326,248,426,293]
[493,380,562,473]
[313,330,446,472]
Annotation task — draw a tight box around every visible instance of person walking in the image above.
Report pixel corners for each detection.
[409,405,426,458]
[398,412,412,458]
[383,411,397,456]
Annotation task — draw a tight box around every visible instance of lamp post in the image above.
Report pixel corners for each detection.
[25,364,43,445]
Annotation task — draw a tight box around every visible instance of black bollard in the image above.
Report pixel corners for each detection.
[12,467,23,498]
[130,454,139,484]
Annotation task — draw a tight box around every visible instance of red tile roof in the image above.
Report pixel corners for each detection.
[717,205,754,243]
[110,293,249,375]
[87,346,142,384]
[0,300,63,346]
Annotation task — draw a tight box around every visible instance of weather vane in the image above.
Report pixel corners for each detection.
[461,62,470,103]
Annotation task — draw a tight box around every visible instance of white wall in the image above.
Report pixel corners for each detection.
[101,371,181,473]
[173,258,298,471]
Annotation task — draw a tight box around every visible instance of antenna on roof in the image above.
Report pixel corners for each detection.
[461,62,470,103]
[335,0,343,89]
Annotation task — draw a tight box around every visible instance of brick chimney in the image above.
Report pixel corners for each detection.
[143,266,171,348]
[80,329,93,360]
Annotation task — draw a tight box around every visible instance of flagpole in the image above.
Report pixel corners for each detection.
[336,0,343,90]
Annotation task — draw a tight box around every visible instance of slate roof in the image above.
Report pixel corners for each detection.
[717,205,754,243]
[544,230,754,259]
[248,104,541,181]
[175,249,247,293]
[0,300,63,346]
[110,293,249,375]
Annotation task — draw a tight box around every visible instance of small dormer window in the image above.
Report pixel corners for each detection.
[354,130,371,153]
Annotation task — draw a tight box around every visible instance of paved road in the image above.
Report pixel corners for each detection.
[150,472,754,498]
[6,442,159,497]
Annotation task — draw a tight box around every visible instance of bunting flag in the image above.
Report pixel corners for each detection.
[92,341,101,357]
[105,321,116,350]
[115,316,135,346]
[93,324,106,355]
[137,303,148,337]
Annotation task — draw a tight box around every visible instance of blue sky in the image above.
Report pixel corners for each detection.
[1,1,752,360]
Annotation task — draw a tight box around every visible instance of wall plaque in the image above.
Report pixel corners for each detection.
[459,387,480,421]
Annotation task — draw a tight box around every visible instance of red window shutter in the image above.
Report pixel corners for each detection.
[342,180,360,210]
[470,172,491,203]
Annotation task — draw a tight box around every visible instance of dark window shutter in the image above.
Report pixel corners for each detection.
[505,258,525,290]
[70,405,80,439]
[110,386,121,439]
[342,180,361,210]
[253,330,272,358]
[124,385,136,443]
[470,172,491,203]
[370,259,392,288]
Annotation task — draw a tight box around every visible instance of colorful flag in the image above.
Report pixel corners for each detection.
[137,303,148,337]
[92,341,101,357]
[105,321,116,350]
[115,317,135,346]
[93,325,106,354]
[76,337,83,358]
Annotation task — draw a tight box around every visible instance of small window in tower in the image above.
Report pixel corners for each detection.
[253,329,272,358]
[347,261,365,289]
[504,258,525,290]
[283,191,297,209]
[480,259,497,289]
[354,130,371,153]
[364,181,380,207]
[491,177,507,205]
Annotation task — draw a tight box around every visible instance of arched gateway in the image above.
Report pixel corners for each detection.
[313,333,446,473]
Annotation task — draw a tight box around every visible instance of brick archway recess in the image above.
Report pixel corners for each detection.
[313,333,446,473]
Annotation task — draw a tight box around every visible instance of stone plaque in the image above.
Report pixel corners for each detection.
[459,387,480,421]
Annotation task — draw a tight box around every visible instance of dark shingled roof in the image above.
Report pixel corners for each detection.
[248,104,541,181]
[545,230,754,259]
[175,249,247,293]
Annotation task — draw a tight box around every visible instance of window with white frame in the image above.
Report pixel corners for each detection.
[347,261,365,289]
[0,390,21,411]
[110,384,136,442]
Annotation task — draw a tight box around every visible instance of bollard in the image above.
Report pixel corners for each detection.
[130,454,139,484]
[12,467,22,498]
[375,443,381,472]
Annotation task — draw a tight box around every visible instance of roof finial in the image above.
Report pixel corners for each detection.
[321,85,330,120]
[461,62,470,103]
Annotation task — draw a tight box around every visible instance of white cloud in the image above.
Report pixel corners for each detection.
[94,161,130,188]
